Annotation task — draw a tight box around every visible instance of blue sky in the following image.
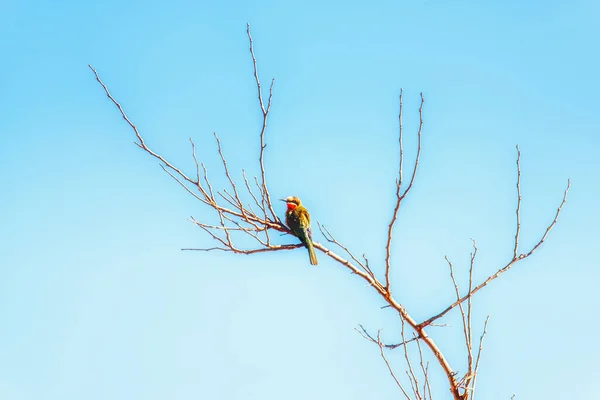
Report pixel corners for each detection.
[1,0,599,399]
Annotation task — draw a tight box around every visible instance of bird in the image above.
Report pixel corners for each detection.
[280,196,318,265]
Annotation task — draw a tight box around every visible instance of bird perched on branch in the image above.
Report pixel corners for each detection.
[280,196,318,266]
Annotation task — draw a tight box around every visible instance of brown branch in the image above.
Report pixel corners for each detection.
[242,169,265,213]
[88,64,197,187]
[420,174,570,329]
[90,45,456,399]
[188,216,231,249]
[247,24,278,224]
[349,266,461,399]
[182,244,303,253]
[361,254,376,282]
[213,133,248,217]
[356,324,419,350]
[218,191,240,211]
[318,223,373,277]
[521,178,570,258]
[160,164,210,206]
[384,92,425,293]
[400,92,425,200]
[91,29,569,399]
[360,271,459,398]
[384,90,404,291]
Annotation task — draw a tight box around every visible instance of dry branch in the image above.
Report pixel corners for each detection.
[90,26,569,400]
[471,315,490,399]
[419,178,570,329]
[384,91,424,293]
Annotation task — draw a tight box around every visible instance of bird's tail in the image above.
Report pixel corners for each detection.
[306,240,318,266]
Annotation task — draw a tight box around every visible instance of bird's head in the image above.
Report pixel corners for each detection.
[280,196,302,211]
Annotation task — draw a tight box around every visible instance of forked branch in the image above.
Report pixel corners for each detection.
[91,26,569,400]
[419,163,570,329]
[384,91,425,293]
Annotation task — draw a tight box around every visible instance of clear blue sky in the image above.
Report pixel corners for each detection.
[1,0,598,399]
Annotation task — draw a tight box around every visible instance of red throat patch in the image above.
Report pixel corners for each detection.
[286,203,297,211]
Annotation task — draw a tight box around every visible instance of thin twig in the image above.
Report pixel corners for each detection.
[242,169,265,212]
[356,324,419,350]
[213,133,247,216]
[181,245,302,254]
[384,89,405,291]
[88,65,197,186]
[400,92,425,200]
[415,336,431,400]
[376,330,412,400]
[401,318,422,400]
[318,223,374,277]
[384,92,425,293]
[464,239,478,391]
[247,24,278,224]
[424,362,432,400]
[521,179,571,258]
[471,316,490,400]
[201,163,216,202]
[446,254,470,395]
[514,146,522,258]
[160,164,210,206]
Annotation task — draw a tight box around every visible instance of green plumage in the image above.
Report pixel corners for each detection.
[281,196,318,266]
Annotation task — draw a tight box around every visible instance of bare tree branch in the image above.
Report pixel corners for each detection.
[213,132,245,214]
[446,255,471,390]
[318,223,374,278]
[90,28,569,400]
[356,324,419,350]
[182,244,303,253]
[88,64,197,188]
[384,89,405,292]
[384,92,425,293]
[247,24,279,224]
[520,179,571,258]
[401,318,422,400]
[419,158,570,328]
[471,315,490,400]
[400,92,425,200]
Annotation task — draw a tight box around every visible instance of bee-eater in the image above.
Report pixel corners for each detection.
[280,196,318,266]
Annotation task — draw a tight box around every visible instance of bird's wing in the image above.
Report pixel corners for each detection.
[298,209,313,241]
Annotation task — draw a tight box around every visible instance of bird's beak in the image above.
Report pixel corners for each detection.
[279,198,287,202]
